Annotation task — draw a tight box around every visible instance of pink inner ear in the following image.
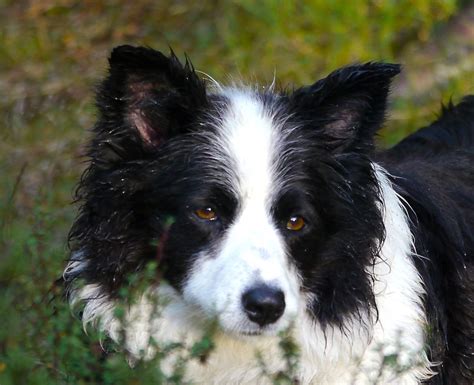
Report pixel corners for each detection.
[129,110,160,146]
[127,78,163,146]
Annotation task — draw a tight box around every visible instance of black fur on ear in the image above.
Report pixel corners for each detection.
[290,62,400,153]
[91,45,208,167]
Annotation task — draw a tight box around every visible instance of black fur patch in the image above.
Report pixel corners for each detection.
[67,46,233,295]
[379,96,474,384]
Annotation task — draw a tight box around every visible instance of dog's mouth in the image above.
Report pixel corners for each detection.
[241,330,263,336]
[222,321,281,338]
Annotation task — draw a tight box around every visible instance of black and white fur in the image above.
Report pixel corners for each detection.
[64,45,474,384]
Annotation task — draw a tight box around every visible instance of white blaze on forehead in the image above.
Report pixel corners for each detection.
[180,89,300,334]
[219,90,277,204]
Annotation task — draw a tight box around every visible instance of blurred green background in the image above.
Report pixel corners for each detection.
[0,1,473,384]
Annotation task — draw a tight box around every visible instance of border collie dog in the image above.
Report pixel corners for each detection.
[64,45,473,384]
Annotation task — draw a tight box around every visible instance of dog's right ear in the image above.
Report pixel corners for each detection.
[92,45,207,165]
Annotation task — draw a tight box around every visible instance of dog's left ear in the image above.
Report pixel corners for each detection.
[290,62,400,153]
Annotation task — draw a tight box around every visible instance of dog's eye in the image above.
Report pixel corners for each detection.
[286,216,305,231]
[195,207,218,221]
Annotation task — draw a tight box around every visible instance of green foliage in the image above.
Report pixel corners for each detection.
[257,329,301,385]
[0,1,472,383]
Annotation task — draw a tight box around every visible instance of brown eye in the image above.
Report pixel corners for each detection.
[195,207,218,221]
[286,216,305,231]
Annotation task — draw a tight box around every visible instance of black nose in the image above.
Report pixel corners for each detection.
[242,285,285,327]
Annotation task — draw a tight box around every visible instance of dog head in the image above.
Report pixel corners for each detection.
[66,46,399,337]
